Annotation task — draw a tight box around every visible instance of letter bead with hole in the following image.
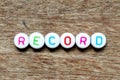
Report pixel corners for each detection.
[60,33,75,49]
[45,32,60,49]
[76,33,90,49]
[29,32,44,49]
[14,33,29,49]
[91,33,106,49]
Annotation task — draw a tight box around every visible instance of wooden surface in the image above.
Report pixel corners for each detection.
[0,0,120,80]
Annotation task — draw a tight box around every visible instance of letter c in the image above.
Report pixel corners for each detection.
[49,36,55,45]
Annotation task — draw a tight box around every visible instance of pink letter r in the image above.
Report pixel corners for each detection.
[80,37,87,45]
[18,37,25,45]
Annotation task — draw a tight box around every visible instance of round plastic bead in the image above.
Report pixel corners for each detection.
[91,33,106,49]
[76,33,90,49]
[29,32,44,49]
[45,32,60,49]
[60,33,75,49]
[14,33,29,49]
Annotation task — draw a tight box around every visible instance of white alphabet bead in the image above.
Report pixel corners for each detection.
[91,33,106,49]
[14,33,29,49]
[29,32,44,49]
[45,32,60,49]
[60,33,75,49]
[76,33,90,49]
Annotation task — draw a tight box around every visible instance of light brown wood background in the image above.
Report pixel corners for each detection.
[0,0,120,80]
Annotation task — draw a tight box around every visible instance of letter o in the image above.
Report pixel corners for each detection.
[60,33,75,49]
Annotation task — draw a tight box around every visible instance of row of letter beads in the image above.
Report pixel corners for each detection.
[14,32,106,49]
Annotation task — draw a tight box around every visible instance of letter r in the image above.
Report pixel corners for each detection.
[18,37,25,45]
[80,37,87,45]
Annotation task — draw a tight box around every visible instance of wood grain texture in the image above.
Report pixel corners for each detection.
[0,0,120,80]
